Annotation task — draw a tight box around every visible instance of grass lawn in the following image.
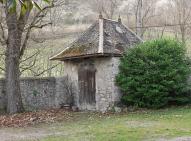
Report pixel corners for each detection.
[1,107,191,141]
[41,107,191,141]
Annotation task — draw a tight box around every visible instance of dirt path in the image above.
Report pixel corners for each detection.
[1,127,191,141]
[0,125,64,141]
[157,137,191,141]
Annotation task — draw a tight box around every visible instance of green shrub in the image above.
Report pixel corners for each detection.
[116,39,191,108]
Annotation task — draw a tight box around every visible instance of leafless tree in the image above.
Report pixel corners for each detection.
[0,0,64,114]
[133,0,159,38]
[167,0,191,44]
[89,0,121,19]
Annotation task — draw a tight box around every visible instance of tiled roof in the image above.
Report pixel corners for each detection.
[50,18,142,61]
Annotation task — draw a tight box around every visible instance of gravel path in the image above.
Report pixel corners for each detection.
[0,126,64,141]
[1,127,191,141]
[157,137,191,141]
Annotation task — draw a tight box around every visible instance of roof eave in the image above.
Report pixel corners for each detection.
[52,53,122,61]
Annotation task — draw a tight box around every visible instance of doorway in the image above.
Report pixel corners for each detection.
[78,62,96,109]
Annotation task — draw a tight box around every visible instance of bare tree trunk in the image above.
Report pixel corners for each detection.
[180,25,186,45]
[136,0,143,37]
[5,13,24,114]
[2,0,55,114]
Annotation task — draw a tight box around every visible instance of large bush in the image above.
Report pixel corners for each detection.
[116,39,191,108]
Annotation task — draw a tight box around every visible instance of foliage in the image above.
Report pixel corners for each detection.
[0,109,73,127]
[0,0,50,13]
[116,39,191,108]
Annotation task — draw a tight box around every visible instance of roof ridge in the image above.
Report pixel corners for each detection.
[98,18,104,53]
[121,24,144,42]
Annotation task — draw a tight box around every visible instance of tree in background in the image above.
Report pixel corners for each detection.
[167,0,191,45]
[89,0,121,19]
[133,0,159,38]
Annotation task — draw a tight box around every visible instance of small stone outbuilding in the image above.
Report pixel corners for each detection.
[51,15,142,112]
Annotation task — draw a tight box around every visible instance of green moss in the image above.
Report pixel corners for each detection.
[62,43,94,57]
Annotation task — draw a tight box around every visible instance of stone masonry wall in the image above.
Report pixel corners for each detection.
[63,57,122,112]
[0,57,122,113]
[0,79,6,112]
[0,77,71,112]
[63,61,79,107]
[95,57,122,112]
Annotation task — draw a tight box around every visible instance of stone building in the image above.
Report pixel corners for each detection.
[51,15,142,112]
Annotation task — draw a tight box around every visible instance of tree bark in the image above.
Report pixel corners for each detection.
[2,0,51,114]
[5,13,24,114]
[136,0,143,37]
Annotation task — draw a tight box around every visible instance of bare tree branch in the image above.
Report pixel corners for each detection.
[20,49,41,63]
[34,63,61,77]
[19,0,56,59]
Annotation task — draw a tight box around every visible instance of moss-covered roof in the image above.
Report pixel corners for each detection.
[51,18,142,61]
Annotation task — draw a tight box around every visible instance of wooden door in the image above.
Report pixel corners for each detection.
[78,63,96,107]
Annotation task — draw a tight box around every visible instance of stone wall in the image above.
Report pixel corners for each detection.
[63,57,122,112]
[0,79,6,112]
[63,61,79,107]
[0,57,123,113]
[0,77,72,112]
[95,57,122,112]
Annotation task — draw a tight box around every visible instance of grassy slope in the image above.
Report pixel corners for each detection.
[33,107,191,141]
[19,36,74,77]
[0,38,71,78]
